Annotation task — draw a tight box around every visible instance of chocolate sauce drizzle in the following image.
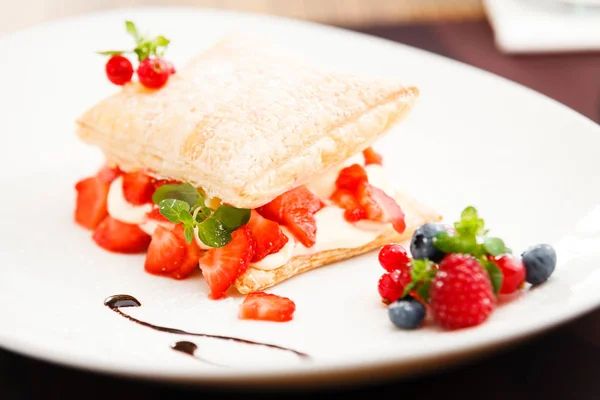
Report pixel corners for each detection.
[104,294,310,361]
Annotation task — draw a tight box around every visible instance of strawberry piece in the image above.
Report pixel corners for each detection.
[430,254,495,330]
[97,165,121,183]
[257,186,323,221]
[330,188,366,222]
[246,211,289,262]
[238,292,296,322]
[256,186,323,247]
[199,227,255,299]
[146,207,172,225]
[144,224,201,279]
[92,216,151,253]
[335,164,368,191]
[356,182,406,234]
[74,176,110,230]
[363,147,383,165]
[122,171,155,205]
[283,209,317,247]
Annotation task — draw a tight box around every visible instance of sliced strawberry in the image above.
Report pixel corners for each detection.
[370,185,406,233]
[74,176,110,230]
[146,207,172,225]
[256,186,323,222]
[246,211,289,262]
[122,171,155,205]
[363,146,383,165]
[238,292,296,322]
[97,165,121,183]
[330,188,366,222]
[144,224,201,279]
[335,164,369,191]
[356,182,405,233]
[92,216,151,253]
[283,209,317,247]
[199,227,255,299]
[256,186,322,247]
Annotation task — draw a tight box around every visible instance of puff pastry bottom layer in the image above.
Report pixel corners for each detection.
[234,191,442,293]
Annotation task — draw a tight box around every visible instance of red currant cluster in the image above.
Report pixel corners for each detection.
[105,55,174,89]
[99,21,175,90]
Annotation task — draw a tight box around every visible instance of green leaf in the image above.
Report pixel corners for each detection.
[461,206,478,220]
[179,209,194,225]
[455,234,478,254]
[433,231,459,253]
[416,281,431,303]
[196,218,232,248]
[152,35,170,47]
[483,259,503,296]
[183,225,195,244]
[97,50,126,56]
[125,21,141,42]
[455,206,485,236]
[211,206,251,231]
[483,237,507,256]
[158,199,190,223]
[152,183,200,208]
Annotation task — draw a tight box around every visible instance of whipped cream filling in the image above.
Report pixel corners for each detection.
[107,177,153,225]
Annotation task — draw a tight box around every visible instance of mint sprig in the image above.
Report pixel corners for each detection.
[98,21,170,62]
[402,259,437,303]
[433,206,509,295]
[153,184,250,248]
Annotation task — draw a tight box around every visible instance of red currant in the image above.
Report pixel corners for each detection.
[105,55,133,85]
[378,268,411,304]
[165,61,176,75]
[137,57,170,89]
[491,254,526,294]
[378,244,410,272]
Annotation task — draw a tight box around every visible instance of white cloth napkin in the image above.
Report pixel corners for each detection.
[483,0,600,53]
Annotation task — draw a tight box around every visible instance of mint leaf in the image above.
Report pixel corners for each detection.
[179,209,194,225]
[455,206,485,236]
[402,259,437,298]
[483,237,507,256]
[158,199,190,223]
[152,183,200,207]
[153,35,170,47]
[455,234,478,254]
[483,259,503,296]
[434,231,459,253]
[183,225,195,244]
[211,206,251,231]
[196,218,231,248]
[125,21,141,42]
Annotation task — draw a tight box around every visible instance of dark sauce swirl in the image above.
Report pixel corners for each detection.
[104,294,310,360]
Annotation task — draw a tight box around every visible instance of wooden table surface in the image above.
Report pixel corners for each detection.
[1,20,599,399]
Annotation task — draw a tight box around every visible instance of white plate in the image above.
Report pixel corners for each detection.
[1,7,599,388]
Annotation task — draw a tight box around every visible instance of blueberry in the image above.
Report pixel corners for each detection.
[388,296,426,329]
[410,223,447,262]
[522,244,556,285]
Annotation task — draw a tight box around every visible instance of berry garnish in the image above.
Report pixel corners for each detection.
[330,188,366,222]
[98,21,173,88]
[378,244,410,272]
[522,244,556,285]
[152,182,250,248]
[429,254,495,330]
[74,175,111,230]
[239,292,296,322]
[105,55,134,85]
[144,224,201,279]
[490,254,525,294]
[137,57,170,89]
[388,296,426,329]
[378,268,411,304]
[246,211,289,262]
[410,223,448,263]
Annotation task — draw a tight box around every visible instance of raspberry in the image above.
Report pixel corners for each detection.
[430,254,495,330]
[378,244,410,272]
[377,268,411,304]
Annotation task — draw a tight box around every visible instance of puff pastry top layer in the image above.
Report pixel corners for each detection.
[76,34,418,209]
